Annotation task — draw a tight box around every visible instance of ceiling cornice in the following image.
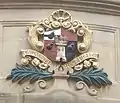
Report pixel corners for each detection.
[0,0,120,16]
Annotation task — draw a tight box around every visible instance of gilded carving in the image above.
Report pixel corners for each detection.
[6,9,112,96]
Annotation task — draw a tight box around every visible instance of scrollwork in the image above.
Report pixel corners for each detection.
[37,80,47,89]
[23,85,35,93]
[28,9,92,53]
[76,81,98,96]
[23,80,48,93]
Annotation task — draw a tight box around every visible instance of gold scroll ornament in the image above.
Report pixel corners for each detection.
[27,9,92,54]
[21,49,52,67]
[62,52,99,69]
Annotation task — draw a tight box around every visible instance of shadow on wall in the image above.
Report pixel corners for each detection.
[23,90,95,103]
[23,90,78,103]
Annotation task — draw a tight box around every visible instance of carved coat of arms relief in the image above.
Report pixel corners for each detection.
[6,9,112,96]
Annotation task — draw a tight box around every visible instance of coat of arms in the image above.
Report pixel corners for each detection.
[44,28,77,62]
[6,9,112,96]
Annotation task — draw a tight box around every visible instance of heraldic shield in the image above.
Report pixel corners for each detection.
[44,28,77,62]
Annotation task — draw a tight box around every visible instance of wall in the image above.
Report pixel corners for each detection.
[0,0,120,103]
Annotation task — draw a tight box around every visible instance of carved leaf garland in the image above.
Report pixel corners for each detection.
[6,64,53,84]
[68,68,112,88]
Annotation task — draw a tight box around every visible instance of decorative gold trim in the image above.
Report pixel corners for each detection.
[6,9,112,96]
[20,49,52,67]
[62,52,99,69]
[28,9,92,53]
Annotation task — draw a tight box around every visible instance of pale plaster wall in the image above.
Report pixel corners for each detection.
[0,0,120,103]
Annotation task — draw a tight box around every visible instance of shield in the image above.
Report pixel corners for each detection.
[44,28,77,62]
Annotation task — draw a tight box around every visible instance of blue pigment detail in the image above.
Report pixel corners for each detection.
[6,64,53,84]
[68,67,112,88]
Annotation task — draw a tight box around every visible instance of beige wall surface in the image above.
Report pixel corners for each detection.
[0,0,120,103]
